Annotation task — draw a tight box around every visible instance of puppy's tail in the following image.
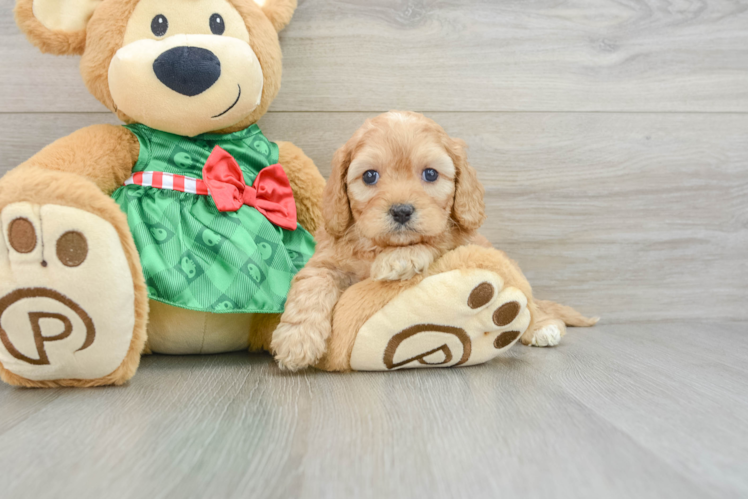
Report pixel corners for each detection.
[535,299,599,327]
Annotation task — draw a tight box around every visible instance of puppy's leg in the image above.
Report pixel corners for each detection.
[271,265,350,371]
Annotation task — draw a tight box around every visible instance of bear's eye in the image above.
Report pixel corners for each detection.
[210,14,225,35]
[422,168,439,182]
[362,170,380,186]
[151,14,168,37]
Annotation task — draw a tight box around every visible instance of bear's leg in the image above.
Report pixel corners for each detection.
[0,167,148,387]
[317,245,535,372]
[316,278,416,371]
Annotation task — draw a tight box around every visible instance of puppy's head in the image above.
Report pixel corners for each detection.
[324,111,485,246]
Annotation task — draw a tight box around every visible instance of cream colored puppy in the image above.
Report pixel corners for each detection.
[272,111,596,371]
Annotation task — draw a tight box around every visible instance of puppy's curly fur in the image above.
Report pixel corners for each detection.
[272,111,494,370]
[272,111,596,371]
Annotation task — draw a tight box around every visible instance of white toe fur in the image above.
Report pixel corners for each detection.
[531,324,562,347]
[370,245,436,281]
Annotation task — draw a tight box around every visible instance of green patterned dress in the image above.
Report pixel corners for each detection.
[111,124,315,314]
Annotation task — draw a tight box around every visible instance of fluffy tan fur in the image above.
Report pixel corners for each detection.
[274,112,596,371]
[22,125,140,194]
[3,0,323,386]
[14,0,88,55]
[274,111,497,370]
[276,141,326,235]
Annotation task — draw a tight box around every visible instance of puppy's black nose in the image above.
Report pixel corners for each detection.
[153,46,221,97]
[390,204,415,225]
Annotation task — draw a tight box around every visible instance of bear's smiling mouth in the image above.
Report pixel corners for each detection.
[211,84,242,119]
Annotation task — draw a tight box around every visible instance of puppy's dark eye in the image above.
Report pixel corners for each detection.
[209,14,225,35]
[151,15,168,37]
[362,170,380,185]
[422,168,439,182]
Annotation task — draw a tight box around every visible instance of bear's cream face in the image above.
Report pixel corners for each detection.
[108,0,264,137]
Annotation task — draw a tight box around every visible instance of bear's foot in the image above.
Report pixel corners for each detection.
[348,268,531,371]
[0,203,140,387]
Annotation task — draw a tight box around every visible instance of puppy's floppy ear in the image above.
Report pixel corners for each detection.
[253,0,297,32]
[323,143,354,237]
[15,0,103,55]
[447,138,486,231]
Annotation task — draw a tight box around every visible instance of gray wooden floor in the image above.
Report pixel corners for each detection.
[1,323,747,498]
[1,0,748,497]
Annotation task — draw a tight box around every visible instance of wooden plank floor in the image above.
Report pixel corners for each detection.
[1,0,747,497]
[1,323,747,498]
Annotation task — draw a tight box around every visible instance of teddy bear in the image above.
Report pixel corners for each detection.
[0,0,325,387]
[1,0,595,386]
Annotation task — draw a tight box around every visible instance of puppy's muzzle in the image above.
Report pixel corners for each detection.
[389,204,415,225]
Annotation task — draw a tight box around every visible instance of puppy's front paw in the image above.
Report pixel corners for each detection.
[271,321,330,371]
[371,246,435,281]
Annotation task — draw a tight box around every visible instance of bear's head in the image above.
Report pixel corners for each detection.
[15,0,296,137]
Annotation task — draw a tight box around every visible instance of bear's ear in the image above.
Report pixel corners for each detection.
[253,0,297,32]
[14,0,103,55]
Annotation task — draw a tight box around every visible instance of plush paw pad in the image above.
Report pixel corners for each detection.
[0,203,135,382]
[349,269,531,371]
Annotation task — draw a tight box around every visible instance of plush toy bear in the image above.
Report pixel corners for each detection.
[0,0,325,387]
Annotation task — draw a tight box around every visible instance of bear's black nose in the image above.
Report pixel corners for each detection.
[390,204,415,225]
[153,46,221,97]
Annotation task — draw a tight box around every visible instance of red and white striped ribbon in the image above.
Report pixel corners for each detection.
[123,171,210,195]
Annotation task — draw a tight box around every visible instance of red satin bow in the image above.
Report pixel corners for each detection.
[202,146,297,231]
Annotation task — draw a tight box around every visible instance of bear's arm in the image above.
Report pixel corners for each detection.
[276,141,325,235]
[16,124,139,195]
